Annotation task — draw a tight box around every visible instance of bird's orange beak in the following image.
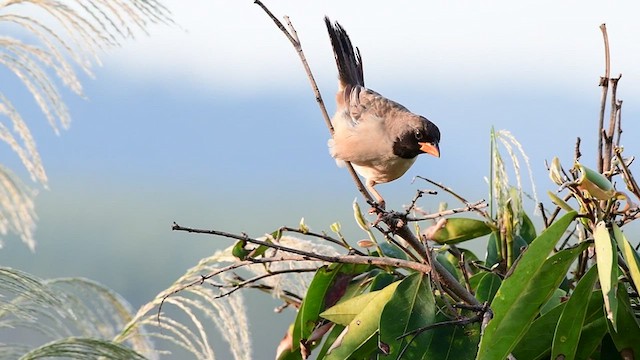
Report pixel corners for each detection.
[419,142,440,158]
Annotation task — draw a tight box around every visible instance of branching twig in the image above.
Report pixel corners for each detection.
[172,222,432,273]
[416,176,490,219]
[278,226,363,254]
[597,23,610,173]
[406,200,487,222]
[252,0,374,205]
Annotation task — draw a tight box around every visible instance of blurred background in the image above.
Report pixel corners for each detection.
[2,1,640,358]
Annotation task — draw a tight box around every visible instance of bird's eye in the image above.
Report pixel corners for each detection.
[415,130,423,140]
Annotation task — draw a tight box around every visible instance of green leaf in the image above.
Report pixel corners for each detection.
[512,302,566,360]
[519,211,537,243]
[323,281,401,360]
[552,265,599,360]
[547,190,575,212]
[369,271,396,291]
[379,242,408,260]
[231,240,250,260]
[606,285,640,356]
[612,224,640,293]
[316,324,345,359]
[593,221,619,330]
[513,289,605,360]
[485,231,501,268]
[418,300,481,360]
[429,218,492,244]
[477,210,579,360]
[540,288,566,315]
[293,264,365,349]
[473,272,502,304]
[379,273,435,359]
[575,319,608,360]
[320,291,380,326]
[436,253,462,282]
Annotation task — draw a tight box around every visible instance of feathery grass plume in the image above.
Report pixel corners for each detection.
[118,236,333,359]
[118,247,253,360]
[0,267,155,358]
[0,0,172,249]
[490,128,539,229]
[0,165,37,250]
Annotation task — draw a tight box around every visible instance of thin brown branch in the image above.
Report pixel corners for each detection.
[211,268,316,300]
[278,226,362,254]
[172,222,432,273]
[415,176,490,219]
[406,200,487,222]
[615,148,640,202]
[597,23,610,173]
[615,99,623,147]
[604,74,621,176]
[574,137,582,162]
[395,225,481,306]
[252,0,374,205]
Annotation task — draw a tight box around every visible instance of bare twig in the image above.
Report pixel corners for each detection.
[415,176,490,219]
[615,100,623,147]
[278,226,363,254]
[211,268,316,300]
[604,74,622,176]
[574,137,582,162]
[406,200,487,222]
[597,23,610,173]
[252,0,374,205]
[172,222,432,273]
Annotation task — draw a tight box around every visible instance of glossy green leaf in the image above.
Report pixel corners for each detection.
[593,221,619,330]
[379,273,435,359]
[231,239,250,260]
[379,241,408,260]
[293,264,365,349]
[519,211,537,243]
[429,218,492,244]
[320,291,380,326]
[512,302,566,360]
[323,281,401,360]
[479,242,587,360]
[607,285,640,356]
[474,272,502,304]
[436,253,462,282]
[575,292,607,360]
[485,231,501,268]
[552,265,598,360]
[477,210,579,360]
[612,224,640,293]
[514,289,605,360]
[418,300,481,360]
[540,288,566,315]
[316,324,345,359]
[369,271,396,292]
[547,191,574,212]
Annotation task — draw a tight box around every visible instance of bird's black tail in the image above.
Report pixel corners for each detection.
[324,16,364,87]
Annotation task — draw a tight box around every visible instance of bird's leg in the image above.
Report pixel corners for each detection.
[366,180,386,213]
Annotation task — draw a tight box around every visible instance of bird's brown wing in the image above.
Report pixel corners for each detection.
[344,85,410,125]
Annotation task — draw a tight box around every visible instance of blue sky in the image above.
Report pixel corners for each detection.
[2,1,640,357]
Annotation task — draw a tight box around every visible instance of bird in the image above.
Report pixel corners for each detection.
[324,17,441,209]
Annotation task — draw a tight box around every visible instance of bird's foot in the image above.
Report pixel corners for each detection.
[367,200,386,214]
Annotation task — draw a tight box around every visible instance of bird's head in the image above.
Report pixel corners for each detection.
[393,116,440,159]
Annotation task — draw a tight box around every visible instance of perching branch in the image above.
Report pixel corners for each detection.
[252,0,374,206]
[597,23,610,173]
[172,222,432,274]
